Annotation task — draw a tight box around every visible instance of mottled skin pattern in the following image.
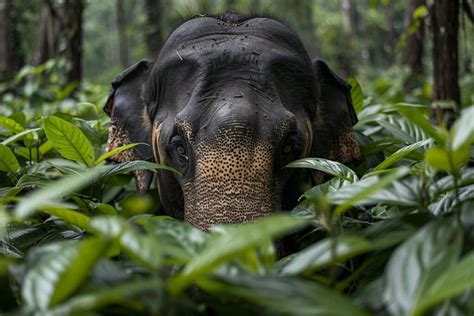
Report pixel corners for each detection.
[103,13,361,232]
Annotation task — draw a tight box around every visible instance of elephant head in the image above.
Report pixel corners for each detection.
[104,14,361,231]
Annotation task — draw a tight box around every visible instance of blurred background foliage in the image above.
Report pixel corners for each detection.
[0,0,472,109]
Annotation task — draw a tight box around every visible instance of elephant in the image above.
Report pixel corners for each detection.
[104,13,361,231]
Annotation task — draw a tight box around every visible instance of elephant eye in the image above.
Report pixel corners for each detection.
[283,145,292,154]
[169,135,189,168]
[282,133,303,158]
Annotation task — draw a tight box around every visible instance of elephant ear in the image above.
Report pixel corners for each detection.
[311,59,361,182]
[104,60,154,192]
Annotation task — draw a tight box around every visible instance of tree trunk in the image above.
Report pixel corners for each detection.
[116,0,130,68]
[402,0,426,91]
[36,0,57,65]
[0,0,24,80]
[339,0,355,76]
[144,0,164,57]
[0,0,12,79]
[63,0,83,84]
[431,0,461,124]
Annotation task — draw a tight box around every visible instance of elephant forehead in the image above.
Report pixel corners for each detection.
[163,16,306,55]
[155,17,312,72]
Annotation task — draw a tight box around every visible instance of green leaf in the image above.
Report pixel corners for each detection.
[451,106,474,150]
[200,275,369,316]
[40,206,90,230]
[287,158,358,182]
[415,252,474,315]
[15,166,104,218]
[0,144,20,174]
[383,219,463,316]
[101,160,180,178]
[0,115,25,134]
[372,139,432,171]
[22,238,108,309]
[46,278,161,315]
[95,143,143,164]
[330,167,410,215]
[169,214,307,294]
[378,115,429,144]
[1,128,41,145]
[280,236,376,276]
[88,217,163,270]
[396,108,445,145]
[348,77,364,114]
[44,116,95,166]
[425,147,469,172]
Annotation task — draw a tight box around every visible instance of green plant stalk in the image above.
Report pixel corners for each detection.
[446,143,461,214]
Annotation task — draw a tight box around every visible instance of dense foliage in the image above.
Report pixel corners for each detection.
[0,60,473,315]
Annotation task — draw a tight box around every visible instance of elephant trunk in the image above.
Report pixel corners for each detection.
[182,126,283,231]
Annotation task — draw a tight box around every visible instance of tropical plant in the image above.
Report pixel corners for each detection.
[0,70,473,315]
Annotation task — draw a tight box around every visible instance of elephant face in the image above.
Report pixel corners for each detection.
[104,14,361,231]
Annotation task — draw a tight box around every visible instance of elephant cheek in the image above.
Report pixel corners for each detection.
[105,121,150,192]
[182,138,283,231]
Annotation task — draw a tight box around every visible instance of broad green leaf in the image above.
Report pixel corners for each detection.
[1,128,41,145]
[22,238,108,309]
[44,116,95,166]
[415,252,474,315]
[397,108,445,145]
[279,236,375,276]
[0,207,9,239]
[378,115,429,144]
[348,77,364,114]
[425,147,470,172]
[169,214,307,294]
[95,143,143,164]
[46,278,161,315]
[330,167,410,215]
[430,168,474,196]
[101,160,179,178]
[287,157,358,182]
[383,220,463,316]
[145,217,209,261]
[88,217,163,270]
[199,275,369,316]
[372,139,432,171]
[15,166,104,218]
[362,178,420,207]
[451,106,474,150]
[0,144,20,174]
[40,206,90,230]
[393,103,430,114]
[0,115,25,134]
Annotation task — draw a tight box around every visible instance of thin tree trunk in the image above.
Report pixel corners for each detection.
[0,0,24,80]
[116,0,130,68]
[0,0,12,79]
[402,0,426,91]
[144,0,164,57]
[63,0,84,84]
[431,0,461,124]
[36,0,57,65]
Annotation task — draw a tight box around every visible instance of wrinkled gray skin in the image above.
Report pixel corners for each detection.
[104,13,361,231]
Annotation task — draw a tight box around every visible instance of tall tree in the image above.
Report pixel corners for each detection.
[402,0,426,91]
[36,0,58,65]
[144,0,164,57]
[0,0,24,80]
[116,0,130,68]
[431,0,461,125]
[63,0,84,84]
